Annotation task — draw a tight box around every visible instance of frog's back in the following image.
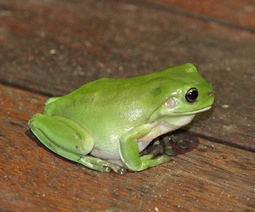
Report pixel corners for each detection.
[43,63,200,129]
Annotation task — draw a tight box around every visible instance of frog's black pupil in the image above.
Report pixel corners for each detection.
[186,88,198,103]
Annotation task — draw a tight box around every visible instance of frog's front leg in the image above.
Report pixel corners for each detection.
[29,114,126,174]
[119,124,171,172]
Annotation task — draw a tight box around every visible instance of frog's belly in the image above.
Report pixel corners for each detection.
[90,115,195,161]
[90,135,121,160]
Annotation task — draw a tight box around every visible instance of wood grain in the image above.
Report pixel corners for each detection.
[1,85,255,211]
[1,0,255,151]
[1,0,255,210]
[148,0,255,29]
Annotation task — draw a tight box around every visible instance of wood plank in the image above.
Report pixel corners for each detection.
[148,0,255,30]
[1,84,255,211]
[1,1,255,151]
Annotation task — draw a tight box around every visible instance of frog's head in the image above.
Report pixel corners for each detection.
[163,63,214,116]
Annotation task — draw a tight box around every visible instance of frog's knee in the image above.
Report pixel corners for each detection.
[29,114,94,155]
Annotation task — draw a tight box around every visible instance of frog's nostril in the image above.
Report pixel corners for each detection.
[208,91,213,97]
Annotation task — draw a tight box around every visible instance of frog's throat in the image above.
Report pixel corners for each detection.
[173,106,212,115]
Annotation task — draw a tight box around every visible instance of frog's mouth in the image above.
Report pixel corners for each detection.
[174,106,212,115]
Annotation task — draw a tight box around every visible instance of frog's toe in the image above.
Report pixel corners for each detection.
[116,167,127,175]
[102,166,112,173]
[178,141,189,149]
[165,147,176,156]
[107,164,127,174]
[101,165,127,174]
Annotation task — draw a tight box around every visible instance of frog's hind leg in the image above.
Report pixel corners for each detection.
[29,114,126,174]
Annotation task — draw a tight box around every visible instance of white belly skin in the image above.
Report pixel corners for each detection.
[90,137,120,160]
[138,115,195,152]
[89,115,195,162]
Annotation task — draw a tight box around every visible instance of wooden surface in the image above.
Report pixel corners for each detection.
[1,0,255,211]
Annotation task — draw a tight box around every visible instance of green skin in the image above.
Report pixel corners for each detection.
[28,63,214,174]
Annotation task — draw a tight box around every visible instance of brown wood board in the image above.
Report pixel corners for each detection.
[1,0,255,211]
[148,0,255,30]
[1,0,255,151]
[1,84,255,211]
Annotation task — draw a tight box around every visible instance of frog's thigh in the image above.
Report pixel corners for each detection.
[29,114,94,160]
[119,124,170,171]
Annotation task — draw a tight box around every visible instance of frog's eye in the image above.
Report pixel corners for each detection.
[185,88,198,103]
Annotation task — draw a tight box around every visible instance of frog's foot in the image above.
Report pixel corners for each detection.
[140,140,164,157]
[158,134,191,156]
[170,135,189,149]
[160,136,176,156]
[78,156,127,174]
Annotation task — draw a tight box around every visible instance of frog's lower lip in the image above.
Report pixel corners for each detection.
[174,106,212,115]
